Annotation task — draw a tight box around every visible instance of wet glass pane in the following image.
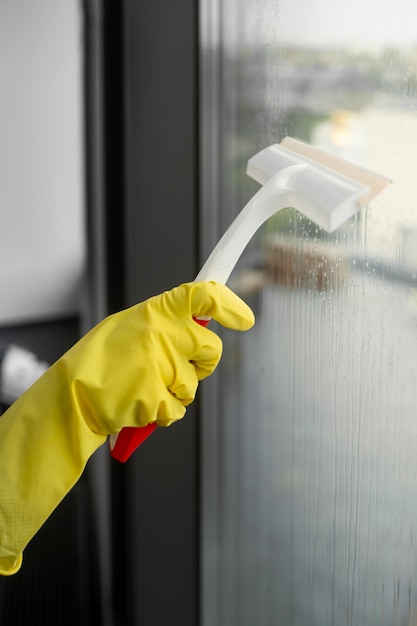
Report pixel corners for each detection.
[201,1,417,625]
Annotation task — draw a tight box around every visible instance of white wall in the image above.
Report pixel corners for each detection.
[0,0,85,324]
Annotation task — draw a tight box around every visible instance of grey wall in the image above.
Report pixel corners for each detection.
[0,0,86,325]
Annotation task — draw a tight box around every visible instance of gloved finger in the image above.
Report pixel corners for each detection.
[154,393,187,427]
[190,330,223,380]
[143,387,187,429]
[169,360,199,405]
[188,281,255,331]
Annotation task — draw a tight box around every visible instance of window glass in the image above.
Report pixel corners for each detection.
[201,1,417,624]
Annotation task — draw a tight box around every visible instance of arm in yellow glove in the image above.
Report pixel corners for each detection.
[0,281,254,575]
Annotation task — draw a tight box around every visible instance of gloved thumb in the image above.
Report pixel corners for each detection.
[188,281,255,330]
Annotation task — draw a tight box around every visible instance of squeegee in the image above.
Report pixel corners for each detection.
[110,136,391,462]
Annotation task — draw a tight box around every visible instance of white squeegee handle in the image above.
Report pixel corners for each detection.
[195,165,307,285]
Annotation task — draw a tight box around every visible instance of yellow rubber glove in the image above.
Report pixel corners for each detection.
[0,281,254,575]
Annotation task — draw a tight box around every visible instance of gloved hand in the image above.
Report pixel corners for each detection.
[0,281,254,575]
